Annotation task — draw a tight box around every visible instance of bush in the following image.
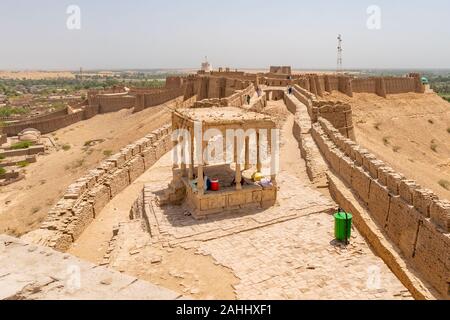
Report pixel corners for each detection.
[393,146,401,153]
[439,179,450,191]
[0,167,6,175]
[430,140,438,153]
[103,150,113,157]
[84,140,95,147]
[10,141,34,150]
[62,144,71,151]
[17,160,29,168]
[0,106,30,117]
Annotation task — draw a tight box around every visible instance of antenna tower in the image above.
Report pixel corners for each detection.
[337,34,343,73]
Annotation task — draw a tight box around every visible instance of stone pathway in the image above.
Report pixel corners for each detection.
[197,214,411,300]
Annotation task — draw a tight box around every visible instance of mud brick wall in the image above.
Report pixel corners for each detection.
[269,66,292,75]
[227,84,255,107]
[292,85,315,116]
[291,85,355,141]
[82,105,100,120]
[264,78,292,87]
[0,133,6,145]
[313,101,355,140]
[0,145,45,158]
[247,94,267,113]
[3,111,85,136]
[324,75,339,92]
[347,75,423,96]
[384,77,417,94]
[98,95,136,113]
[192,82,256,109]
[352,78,387,97]
[338,76,353,97]
[22,124,173,253]
[312,117,449,298]
[165,76,184,89]
[352,78,377,93]
[24,107,70,122]
[143,87,185,108]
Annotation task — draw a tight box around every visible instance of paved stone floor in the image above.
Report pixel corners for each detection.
[197,215,411,300]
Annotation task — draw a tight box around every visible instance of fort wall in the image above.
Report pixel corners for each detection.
[323,74,424,97]
[2,111,85,136]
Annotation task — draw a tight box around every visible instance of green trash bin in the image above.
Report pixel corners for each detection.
[334,211,353,243]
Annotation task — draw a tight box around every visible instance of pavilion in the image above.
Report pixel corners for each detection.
[170,107,278,218]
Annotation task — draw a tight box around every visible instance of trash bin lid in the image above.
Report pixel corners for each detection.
[334,212,353,220]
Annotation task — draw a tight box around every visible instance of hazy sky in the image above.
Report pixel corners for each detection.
[0,0,449,70]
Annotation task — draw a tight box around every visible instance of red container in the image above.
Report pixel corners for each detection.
[210,179,220,191]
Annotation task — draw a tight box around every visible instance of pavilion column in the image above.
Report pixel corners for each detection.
[197,137,205,195]
[244,136,250,170]
[188,129,194,180]
[235,163,242,190]
[180,131,187,176]
[270,129,277,185]
[256,132,262,172]
[197,164,204,195]
[173,125,179,170]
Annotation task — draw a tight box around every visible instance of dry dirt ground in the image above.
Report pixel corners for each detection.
[326,91,450,200]
[0,105,172,236]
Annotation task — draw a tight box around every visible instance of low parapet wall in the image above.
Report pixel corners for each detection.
[292,85,355,140]
[284,91,329,186]
[311,117,449,298]
[22,124,173,252]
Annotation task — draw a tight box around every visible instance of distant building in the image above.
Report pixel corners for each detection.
[270,66,292,75]
[201,56,212,73]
